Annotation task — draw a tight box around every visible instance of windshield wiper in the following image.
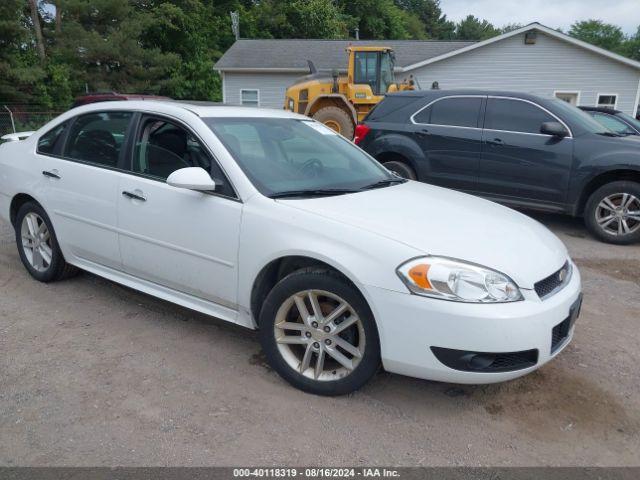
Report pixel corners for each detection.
[269,188,359,199]
[598,131,623,137]
[360,178,407,190]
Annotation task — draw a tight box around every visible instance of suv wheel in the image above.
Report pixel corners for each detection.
[258,269,380,396]
[15,202,79,282]
[383,160,416,180]
[584,181,640,244]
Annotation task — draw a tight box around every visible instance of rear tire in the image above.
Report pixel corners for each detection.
[258,268,380,396]
[312,106,355,139]
[584,181,640,244]
[383,160,417,180]
[15,201,79,282]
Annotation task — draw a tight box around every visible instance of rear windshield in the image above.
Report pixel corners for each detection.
[365,95,422,122]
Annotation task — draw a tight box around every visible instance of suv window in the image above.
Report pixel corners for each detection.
[37,121,68,155]
[414,97,482,128]
[132,117,235,197]
[64,112,132,167]
[485,98,555,134]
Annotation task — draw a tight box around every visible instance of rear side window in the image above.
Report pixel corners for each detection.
[414,97,482,128]
[64,112,132,167]
[37,122,68,155]
[485,98,555,134]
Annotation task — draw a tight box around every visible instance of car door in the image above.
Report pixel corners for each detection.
[117,114,242,309]
[37,111,134,270]
[410,95,484,191]
[478,97,574,206]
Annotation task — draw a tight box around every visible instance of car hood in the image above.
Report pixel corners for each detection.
[278,181,568,289]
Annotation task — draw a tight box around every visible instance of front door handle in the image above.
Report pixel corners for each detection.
[122,190,147,202]
[485,138,504,146]
[42,170,61,179]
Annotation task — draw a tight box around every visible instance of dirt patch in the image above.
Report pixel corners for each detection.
[465,366,639,440]
[573,258,640,285]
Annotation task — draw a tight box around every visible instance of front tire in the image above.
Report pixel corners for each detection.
[584,181,640,244]
[258,269,380,396]
[15,201,79,282]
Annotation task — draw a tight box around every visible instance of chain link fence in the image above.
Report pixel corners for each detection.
[1,105,64,138]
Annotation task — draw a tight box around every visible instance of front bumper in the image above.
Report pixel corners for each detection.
[364,262,582,384]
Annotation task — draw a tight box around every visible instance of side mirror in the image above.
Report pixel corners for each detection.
[541,121,569,137]
[166,167,216,192]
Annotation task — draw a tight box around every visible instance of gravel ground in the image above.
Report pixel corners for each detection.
[0,213,639,467]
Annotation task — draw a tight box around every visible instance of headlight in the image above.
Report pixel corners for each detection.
[396,256,523,303]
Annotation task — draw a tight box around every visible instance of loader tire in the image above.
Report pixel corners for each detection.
[312,107,355,139]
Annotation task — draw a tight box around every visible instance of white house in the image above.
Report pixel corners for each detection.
[214,23,640,116]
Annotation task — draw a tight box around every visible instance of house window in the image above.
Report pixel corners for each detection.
[597,94,617,109]
[554,91,579,106]
[240,89,259,107]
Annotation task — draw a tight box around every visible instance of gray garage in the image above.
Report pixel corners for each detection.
[214,23,640,116]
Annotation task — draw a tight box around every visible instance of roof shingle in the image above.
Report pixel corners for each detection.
[214,39,475,71]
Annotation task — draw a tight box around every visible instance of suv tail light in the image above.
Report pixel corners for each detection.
[354,124,371,145]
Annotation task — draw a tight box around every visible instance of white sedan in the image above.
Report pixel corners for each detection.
[0,101,582,395]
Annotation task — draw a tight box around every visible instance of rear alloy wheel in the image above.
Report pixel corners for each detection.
[15,202,79,282]
[383,160,416,180]
[259,269,380,395]
[312,106,355,139]
[585,181,640,244]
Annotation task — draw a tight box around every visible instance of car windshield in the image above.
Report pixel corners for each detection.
[204,117,399,197]
[549,99,612,134]
[617,111,640,131]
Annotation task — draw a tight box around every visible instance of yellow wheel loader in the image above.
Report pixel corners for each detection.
[284,46,416,138]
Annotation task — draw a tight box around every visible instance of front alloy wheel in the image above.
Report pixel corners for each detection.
[259,269,380,395]
[274,289,365,381]
[585,181,640,244]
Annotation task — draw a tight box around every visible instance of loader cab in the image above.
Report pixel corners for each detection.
[350,47,396,96]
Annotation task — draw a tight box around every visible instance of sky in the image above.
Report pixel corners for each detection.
[440,0,640,34]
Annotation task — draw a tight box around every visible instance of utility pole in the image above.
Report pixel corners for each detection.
[230,11,240,41]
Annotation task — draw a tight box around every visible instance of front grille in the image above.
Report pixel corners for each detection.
[535,261,571,299]
[551,316,571,353]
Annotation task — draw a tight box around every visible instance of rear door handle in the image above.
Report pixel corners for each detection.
[122,190,147,202]
[42,170,61,179]
[485,138,504,146]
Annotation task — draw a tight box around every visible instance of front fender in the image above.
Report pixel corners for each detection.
[237,197,421,326]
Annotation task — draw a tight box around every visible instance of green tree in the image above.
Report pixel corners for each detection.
[569,20,625,52]
[455,15,501,40]
[394,0,455,39]
[337,0,420,39]
[621,26,640,61]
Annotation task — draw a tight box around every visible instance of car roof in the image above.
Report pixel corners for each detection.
[66,100,309,120]
[386,89,550,103]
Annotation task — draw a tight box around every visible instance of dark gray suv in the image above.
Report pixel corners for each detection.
[356,90,640,244]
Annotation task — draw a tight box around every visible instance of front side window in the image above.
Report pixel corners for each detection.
[240,90,259,106]
[591,112,635,135]
[37,121,68,155]
[132,117,234,197]
[597,94,617,109]
[485,98,555,134]
[379,52,394,94]
[414,97,482,128]
[354,52,378,92]
[64,112,132,167]
[205,117,396,197]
